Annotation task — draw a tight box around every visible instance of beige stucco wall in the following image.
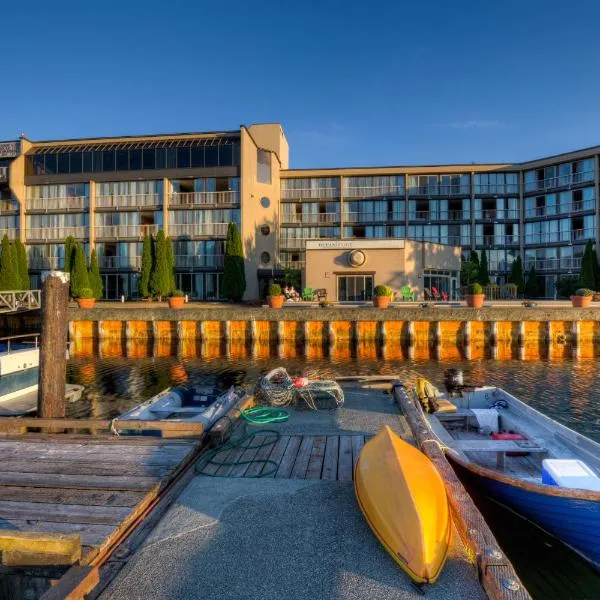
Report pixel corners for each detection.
[305,240,460,300]
[9,138,32,242]
[247,124,289,169]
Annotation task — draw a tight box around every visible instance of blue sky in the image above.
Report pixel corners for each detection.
[2,0,600,167]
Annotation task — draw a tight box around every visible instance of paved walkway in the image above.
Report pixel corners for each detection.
[101,386,485,600]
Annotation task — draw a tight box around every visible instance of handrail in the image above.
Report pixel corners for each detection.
[0,332,40,353]
[0,290,41,313]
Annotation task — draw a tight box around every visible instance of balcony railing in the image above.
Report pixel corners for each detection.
[524,257,582,272]
[169,191,240,207]
[524,228,596,245]
[95,224,158,240]
[26,226,87,241]
[281,187,339,200]
[29,256,64,270]
[169,223,229,237]
[98,256,142,269]
[281,260,305,270]
[525,170,595,193]
[281,212,340,225]
[345,211,403,223]
[27,196,88,212]
[95,194,161,209]
[524,201,594,219]
[174,255,224,268]
[0,167,8,183]
[343,185,405,198]
[474,184,520,195]
[474,209,519,220]
[408,185,470,196]
[475,235,520,246]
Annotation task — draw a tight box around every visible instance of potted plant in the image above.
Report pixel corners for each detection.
[76,287,96,309]
[571,288,593,308]
[465,283,485,308]
[373,285,392,308]
[168,289,185,309]
[268,283,284,309]
[319,299,333,308]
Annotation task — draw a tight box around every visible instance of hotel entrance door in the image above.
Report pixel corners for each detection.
[337,275,374,301]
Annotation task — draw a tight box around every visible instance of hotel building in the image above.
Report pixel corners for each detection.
[0,124,597,300]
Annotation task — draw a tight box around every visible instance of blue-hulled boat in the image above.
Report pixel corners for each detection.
[402,375,600,570]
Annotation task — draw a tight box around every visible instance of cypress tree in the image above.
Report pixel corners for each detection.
[469,250,480,269]
[14,239,29,290]
[166,236,176,294]
[478,249,490,285]
[64,236,76,273]
[71,243,90,298]
[510,255,525,295]
[525,265,540,298]
[579,240,596,289]
[150,230,172,301]
[140,234,152,298]
[88,249,103,299]
[221,222,246,301]
[0,235,20,291]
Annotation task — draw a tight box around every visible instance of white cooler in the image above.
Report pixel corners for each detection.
[541,459,600,492]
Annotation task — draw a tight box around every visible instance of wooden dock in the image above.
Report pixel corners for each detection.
[0,433,203,599]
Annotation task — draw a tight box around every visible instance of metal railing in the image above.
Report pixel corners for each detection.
[98,256,142,269]
[281,260,305,270]
[95,224,158,240]
[524,257,582,272]
[344,211,403,223]
[474,184,520,195]
[281,187,339,200]
[26,226,87,241]
[174,255,225,268]
[26,196,88,212]
[281,212,340,225]
[0,229,16,240]
[408,185,470,196]
[169,191,240,207]
[0,291,41,313]
[95,194,161,209]
[475,235,519,246]
[169,223,229,237]
[0,332,40,352]
[343,185,405,198]
[524,201,594,219]
[474,209,520,220]
[525,170,595,192]
[524,228,595,245]
[29,256,64,270]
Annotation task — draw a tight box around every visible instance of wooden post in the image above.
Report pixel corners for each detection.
[38,273,69,418]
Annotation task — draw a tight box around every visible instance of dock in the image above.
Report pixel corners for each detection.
[97,384,516,600]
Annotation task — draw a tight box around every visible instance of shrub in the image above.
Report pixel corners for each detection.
[150,230,173,301]
[70,243,90,298]
[171,289,185,297]
[374,284,392,297]
[269,283,282,297]
[575,288,593,297]
[88,249,103,299]
[78,287,94,299]
[469,283,483,295]
[222,222,246,301]
[555,276,581,299]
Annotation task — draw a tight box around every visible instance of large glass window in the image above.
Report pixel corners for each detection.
[281,177,340,199]
[337,275,374,301]
[257,149,271,184]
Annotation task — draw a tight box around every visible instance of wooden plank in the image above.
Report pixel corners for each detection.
[305,436,326,479]
[0,487,145,507]
[229,436,264,478]
[290,436,314,479]
[0,459,172,478]
[0,440,193,456]
[0,434,195,446]
[0,530,81,566]
[261,435,290,477]
[351,435,365,473]
[275,436,301,478]
[41,565,99,600]
[244,434,279,478]
[0,501,131,525]
[322,436,339,481]
[0,520,115,547]
[0,472,159,491]
[337,436,353,481]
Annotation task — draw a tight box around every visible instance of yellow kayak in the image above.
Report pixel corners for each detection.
[354,425,451,584]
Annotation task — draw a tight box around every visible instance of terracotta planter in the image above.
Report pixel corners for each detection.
[571,295,592,308]
[373,295,391,309]
[168,296,185,309]
[268,295,285,309]
[77,298,96,309]
[465,294,485,309]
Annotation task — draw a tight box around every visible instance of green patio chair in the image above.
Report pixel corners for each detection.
[401,285,416,301]
[302,287,315,301]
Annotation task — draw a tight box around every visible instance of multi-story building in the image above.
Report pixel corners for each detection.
[0,125,598,299]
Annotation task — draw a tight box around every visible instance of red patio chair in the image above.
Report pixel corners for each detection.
[431,286,441,301]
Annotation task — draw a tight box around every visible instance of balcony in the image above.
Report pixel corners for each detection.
[525,170,595,193]
[408,185,470,196]
[343,185,405,199]
[281,212,340,225]
[524,257,582,272]
[0,166,7,184]
[95,224,158,240]
[474,184,520,195]
[524,228,596,245]
[281,187,339,200]
[345,211,402,223]
[281,260,305,270]
[29,256,64,270]
[174,255,224,269]
[98,256,142,269]
[169,223,229,238]
[474,209,519,220]
[26,226,87,241]
[524,201,594,219]
[26,196,88,213]
[475,235,519,246]
[95,194,161,210]
[169,191,240,207]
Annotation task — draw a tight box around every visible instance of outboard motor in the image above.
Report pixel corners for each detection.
[444,369,464,396]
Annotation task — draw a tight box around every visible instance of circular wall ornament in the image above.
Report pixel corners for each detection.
[348,249,366,267]
[260,224,271,236]
[260,196,270,209]
[260,251,271,264]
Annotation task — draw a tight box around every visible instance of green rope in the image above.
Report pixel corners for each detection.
[240,406,289,424]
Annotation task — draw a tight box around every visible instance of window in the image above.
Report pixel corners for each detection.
[260,196,270,209]
[337,275,374,301]
[257,150,271,184]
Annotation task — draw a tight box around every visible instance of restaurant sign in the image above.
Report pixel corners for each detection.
[0,141,19,159]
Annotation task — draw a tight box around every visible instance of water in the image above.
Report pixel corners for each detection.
[66,353,600,598]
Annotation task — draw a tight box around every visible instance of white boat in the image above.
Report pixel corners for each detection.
[0,333,83,416]
[118,385,243,431]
